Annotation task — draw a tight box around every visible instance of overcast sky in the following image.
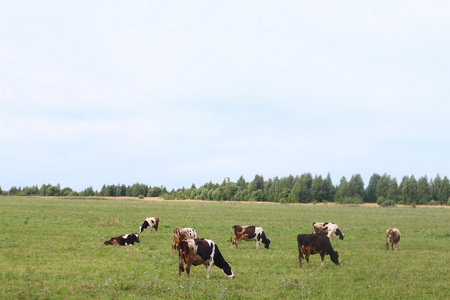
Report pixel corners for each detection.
[1,1,449,192]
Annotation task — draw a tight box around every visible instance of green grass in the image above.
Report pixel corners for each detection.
[0,197,448,299]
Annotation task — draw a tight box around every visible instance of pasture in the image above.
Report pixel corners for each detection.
[0,197,448,299]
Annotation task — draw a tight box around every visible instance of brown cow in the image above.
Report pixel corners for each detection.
[178,238,234,279]
[386,228,401,250]
[172,227,198,254]
[231,225,271,249]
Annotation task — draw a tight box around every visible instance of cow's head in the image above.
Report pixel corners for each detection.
[133,233,140,243]
[329,251,339,265]
[263,239,271,249]
[221,262,235,279]
[336,228,344,240]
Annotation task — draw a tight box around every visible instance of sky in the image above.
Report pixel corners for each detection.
[1,1,449,192]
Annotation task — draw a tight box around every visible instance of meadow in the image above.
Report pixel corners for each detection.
[0,197,448,299]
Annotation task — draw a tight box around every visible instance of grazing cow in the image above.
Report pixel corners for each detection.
[386,228,401,250]
[172,227,198,254]
[313,222,344,240]
[231,225,271,249]
[178,238,234,279]
[139,217,160,233]
[297,234,339,268]
[104,233,140,246]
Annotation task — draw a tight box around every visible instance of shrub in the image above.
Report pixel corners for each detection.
[428,200,441,206]
[377,197,385,206]
[381,200,396,207]
[138,195,144,199]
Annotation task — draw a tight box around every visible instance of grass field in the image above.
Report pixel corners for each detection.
[0,197,449,299]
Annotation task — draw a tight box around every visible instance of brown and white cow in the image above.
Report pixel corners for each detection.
[231,225,271,249]
[172,227,198,254]
[297,234,339,268]
[178,238,235,279]
[313,222,344,240]
[139,217,160,233]
[104,233,140,246]
[386,228,401,250]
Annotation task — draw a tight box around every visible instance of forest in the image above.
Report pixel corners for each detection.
[2,173,449,206]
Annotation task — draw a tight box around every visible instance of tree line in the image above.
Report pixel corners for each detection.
[2,173,449,206]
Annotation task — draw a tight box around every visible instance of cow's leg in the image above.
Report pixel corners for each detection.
[205,262,213,279]
[298,252,303,268]
[386,240,390,250]
[320,252,325,267]
[186,262,192,277]
[178,261,185,277]
[305,252,311,267]
[393,242,398,250]
[231,239,238,249]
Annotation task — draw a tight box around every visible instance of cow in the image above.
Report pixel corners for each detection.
[172,227,198,254]
[386,228,401,250]
[104,233,140,246]
[230,225,271,249]
[313,222,344,240]
[297,234,339,268]
[139,217,160,233]
[178,238,235,279]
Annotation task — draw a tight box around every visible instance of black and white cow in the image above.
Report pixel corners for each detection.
[231,225,271,249]
[104,233,140,246]
[313,222,344,240]
[297,234,339,268]
[386,228,401,250]
[139,217,159,233]
[178,238,235,279]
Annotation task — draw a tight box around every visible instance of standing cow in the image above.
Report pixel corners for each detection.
[386,228,401,250]
[313,222,344,240]
[231,225,271,249]
[297,234,339,268]
[172,227,198,254]
[178,238,235,279]
[104,233,140,246]
[139,217,160,233]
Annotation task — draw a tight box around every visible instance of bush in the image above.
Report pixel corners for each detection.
[377,197,385,206]
[342,196,364,204]
[428,200,441,206]
[381,200,396,207]
[138,195,144,199]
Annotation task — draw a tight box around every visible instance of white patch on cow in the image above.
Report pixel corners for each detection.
[205,239,215,279]
[122,234,129,239]
[254,227,264,248]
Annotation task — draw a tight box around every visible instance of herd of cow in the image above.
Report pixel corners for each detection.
[104,217,401,279]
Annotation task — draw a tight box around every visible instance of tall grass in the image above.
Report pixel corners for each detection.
[0,197,448,299]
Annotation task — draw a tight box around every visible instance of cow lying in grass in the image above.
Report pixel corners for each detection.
[178,238,234,279]
[386,228,401,250]
[104,233,140,246]
[297,234,339,268]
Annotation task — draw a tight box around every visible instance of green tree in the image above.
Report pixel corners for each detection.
[416,176,431,205]
[311,175,325,202]
[365,173,380,203]
[334,177,348,203]
[437,176,450,204]
[430,174,442,201]
[348,174,365,199]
